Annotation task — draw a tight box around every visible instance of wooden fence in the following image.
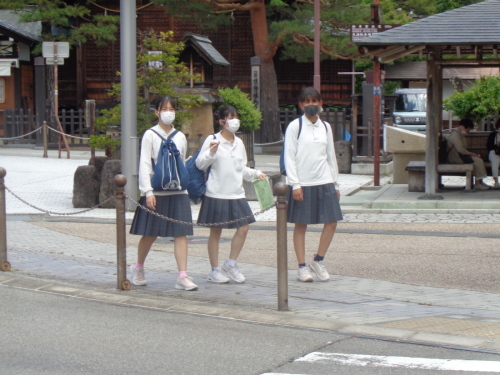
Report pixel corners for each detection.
[2,108,90,147]
[258,108,352,144]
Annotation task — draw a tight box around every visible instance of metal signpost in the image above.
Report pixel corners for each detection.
[42,41,70,159]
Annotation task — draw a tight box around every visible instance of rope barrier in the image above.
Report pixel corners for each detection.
[47,127,89,140]
[254,139,284,147]
[0,126,88,141]
[0,127,42,140]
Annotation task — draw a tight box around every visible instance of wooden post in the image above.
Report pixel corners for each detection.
[85,100,96,166]
[53,43,70,159]
[0,167,11,271]
[42,121,48,158]
[274,182,289,311]
[114,174,131,290]
[422,47,443,199]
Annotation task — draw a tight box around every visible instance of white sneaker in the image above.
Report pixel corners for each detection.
[175,275,198,291]
[207,269,230,283]
[130,265,147,286]
[309,260,330,281]
[475,183,489,190]
[481,181,492,188]
[222,262,245,283]
[297,266,314,282]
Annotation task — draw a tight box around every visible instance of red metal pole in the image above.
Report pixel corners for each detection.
[313,0,321,92]
[372,0,381,186]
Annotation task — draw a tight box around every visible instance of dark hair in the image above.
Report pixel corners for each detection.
[495,117,500,130]
[298,87,322,103]
[459,118,474,129]
[154,96,176,111]
[216,105,238,121]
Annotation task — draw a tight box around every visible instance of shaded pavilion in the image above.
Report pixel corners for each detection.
[356,0,500,197]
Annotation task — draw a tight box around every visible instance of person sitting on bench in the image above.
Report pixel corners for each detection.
[446,118,491,190]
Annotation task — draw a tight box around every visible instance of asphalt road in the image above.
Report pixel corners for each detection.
[3,285,500,375]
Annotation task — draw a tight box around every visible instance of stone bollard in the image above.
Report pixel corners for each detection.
[0,167,11,271]
[274,182,289,311]
[114,174,130,291]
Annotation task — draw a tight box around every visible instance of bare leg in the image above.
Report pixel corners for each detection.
[317,221,337,257]
[293,223,307,264]
[137,236,157,265]
[229,224,249,260]
[173,235,188,271]
[208,228,223,268]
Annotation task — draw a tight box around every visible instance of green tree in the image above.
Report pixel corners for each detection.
[0,0,119,50]
[91,30,200,152]
[443,76,500,125]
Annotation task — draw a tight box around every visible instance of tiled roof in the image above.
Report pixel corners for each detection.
[182,33,229,66]
[357,0,500,46]
[0,16,41,46]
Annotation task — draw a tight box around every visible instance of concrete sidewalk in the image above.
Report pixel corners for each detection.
[2,148,500,353]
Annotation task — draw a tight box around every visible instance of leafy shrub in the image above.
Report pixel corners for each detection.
[218,86,262,132]
[444,75,500,124]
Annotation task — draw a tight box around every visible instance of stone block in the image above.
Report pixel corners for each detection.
[90,156,111,184]
[72,165,100,208]
[335,140,352,174]
[99,160,122,208]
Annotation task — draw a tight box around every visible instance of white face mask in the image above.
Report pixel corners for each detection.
[225,118,240,133]
[160,111,175,125]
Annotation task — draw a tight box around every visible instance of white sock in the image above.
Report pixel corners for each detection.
[225,259,237,267]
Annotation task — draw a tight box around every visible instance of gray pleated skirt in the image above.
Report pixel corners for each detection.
[197,196,255,229]
[287,183,343,224]
[130,194,194,237]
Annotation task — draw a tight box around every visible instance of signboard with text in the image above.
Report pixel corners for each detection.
[350,24,400,42]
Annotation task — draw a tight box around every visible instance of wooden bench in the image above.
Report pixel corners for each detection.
[446,131,493,173]
[405,161,474,192]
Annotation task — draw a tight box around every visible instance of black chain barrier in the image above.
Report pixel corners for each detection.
[3,184,276,223]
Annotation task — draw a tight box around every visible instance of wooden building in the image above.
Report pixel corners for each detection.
[0,12,41,132]
[0,1,353,138]
[62,2,352,110]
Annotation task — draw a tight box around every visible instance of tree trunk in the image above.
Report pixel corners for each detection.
[249,1,280,142]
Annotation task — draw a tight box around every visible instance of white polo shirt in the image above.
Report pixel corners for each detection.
[138,124,188,197]
[283,115,339,191]
[196,132,261,199]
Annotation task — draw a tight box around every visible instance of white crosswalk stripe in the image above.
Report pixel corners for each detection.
[262,352,500,373]
[293,352,500,372]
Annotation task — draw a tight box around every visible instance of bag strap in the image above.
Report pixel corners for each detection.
[150,128,178,141]
[150,128,180,168]
[297,116,328,139]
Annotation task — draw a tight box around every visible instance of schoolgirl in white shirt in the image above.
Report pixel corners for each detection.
[284,87,343,282]
[196,106,266,284]
[129,96,198,291]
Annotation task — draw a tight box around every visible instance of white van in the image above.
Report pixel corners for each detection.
[392,88,427,132]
